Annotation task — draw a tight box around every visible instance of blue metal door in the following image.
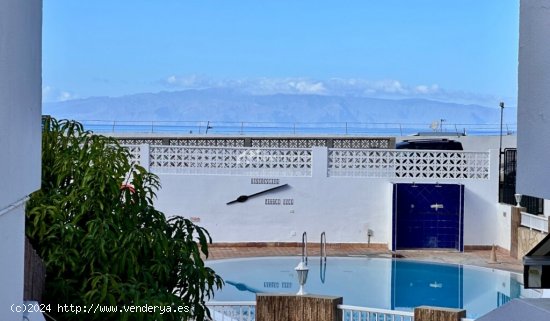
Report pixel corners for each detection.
[393,183,464,251]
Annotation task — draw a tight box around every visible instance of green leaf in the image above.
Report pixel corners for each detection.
[26,117,223,321]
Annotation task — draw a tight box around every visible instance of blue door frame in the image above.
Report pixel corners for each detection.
[392,183,464,251]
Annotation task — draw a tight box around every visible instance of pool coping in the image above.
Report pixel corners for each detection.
[206,243,524,273]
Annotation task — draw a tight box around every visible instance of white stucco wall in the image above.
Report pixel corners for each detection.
[517,0,550,200]
[157,175,394,244]
[496,203,513,251]
[0,1,42,320]
[462,149,501,247]
[152,148,501,248]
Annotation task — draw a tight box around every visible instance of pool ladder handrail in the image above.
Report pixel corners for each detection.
[320,231,327,262]
[301,232,308,265]
[320,231,327,283]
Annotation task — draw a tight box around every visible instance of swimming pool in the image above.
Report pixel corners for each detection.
[207,256,539,318]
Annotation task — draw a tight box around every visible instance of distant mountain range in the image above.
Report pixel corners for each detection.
[43,89,516,125]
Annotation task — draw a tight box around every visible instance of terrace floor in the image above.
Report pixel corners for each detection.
[208,244,523,273]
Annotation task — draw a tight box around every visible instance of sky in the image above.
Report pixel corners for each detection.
[43,0,519,107]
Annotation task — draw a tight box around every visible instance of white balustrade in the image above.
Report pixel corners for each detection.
[122,144,491,180]
[201,302,482,321]
[147,146,312,177]
[328,149,490,179]
[205,302,256,321]
[520,212,549,233]
[339,304,414,321]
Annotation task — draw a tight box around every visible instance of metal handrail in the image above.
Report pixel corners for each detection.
[302,232,308,265]
[80,119,518,136]
[320,232,327,284]
[320,231,327,262]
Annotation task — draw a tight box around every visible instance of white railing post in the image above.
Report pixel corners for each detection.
[139,144,150,171]
[312,147,328,178]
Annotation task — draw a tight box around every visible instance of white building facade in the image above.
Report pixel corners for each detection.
[0,1,42,320]
[517,0,550,200]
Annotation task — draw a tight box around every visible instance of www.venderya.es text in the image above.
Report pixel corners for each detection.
[11,303,190,315]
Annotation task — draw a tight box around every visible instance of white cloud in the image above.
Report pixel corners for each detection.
[289,80,327,94]
[160,75,504,106]
[162,75,219,89]
[375,80,406,94]
[414,84,439,94]
[58,91,76,101]
[166,75,178,85]
[162,76,328,95]
[42,85,78,102]
[304,81,326,94]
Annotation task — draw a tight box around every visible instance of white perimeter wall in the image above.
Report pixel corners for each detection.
[517,0,550,200]
[157,175,394,244]
[0,1,42,320]
[153,148,502,249]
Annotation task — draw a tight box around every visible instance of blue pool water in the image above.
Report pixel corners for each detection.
[207,256,539,318]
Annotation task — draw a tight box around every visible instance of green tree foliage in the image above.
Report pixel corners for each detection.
[26,117,223,321]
